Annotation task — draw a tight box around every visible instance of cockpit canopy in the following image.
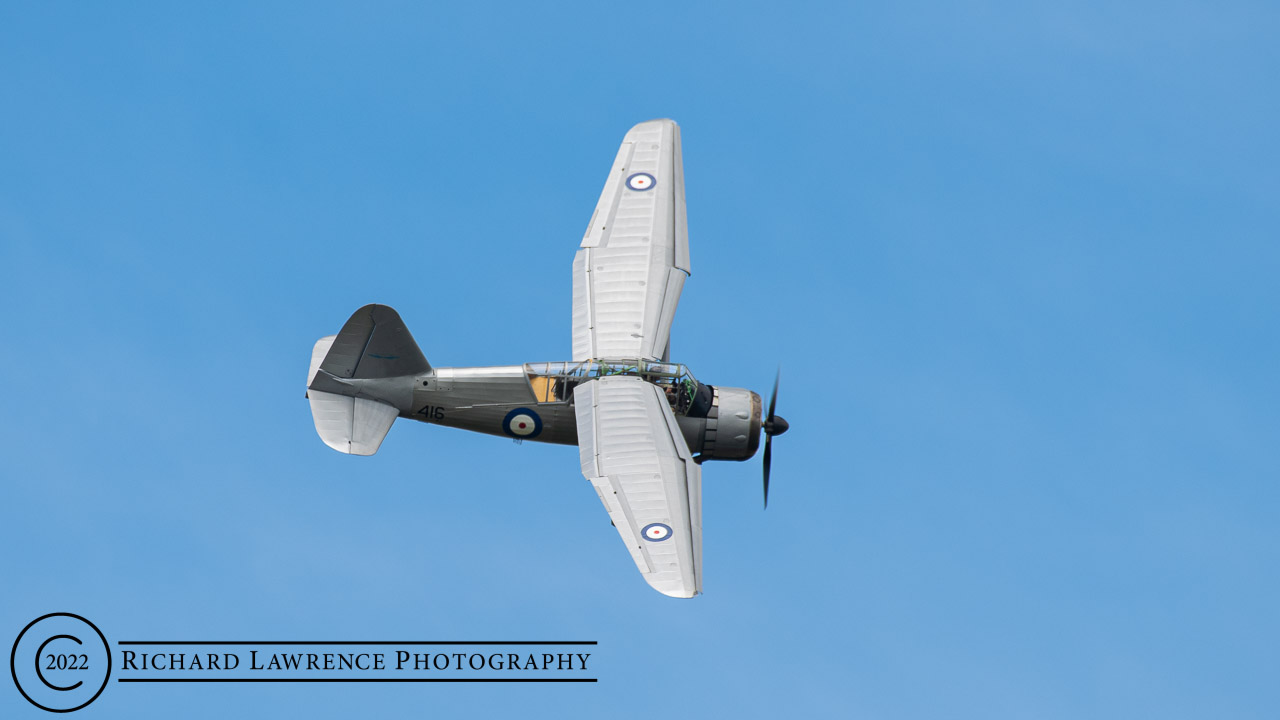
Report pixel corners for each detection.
[524,359,709,416]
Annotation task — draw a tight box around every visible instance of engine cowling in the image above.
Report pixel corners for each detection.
[680,386,761,461]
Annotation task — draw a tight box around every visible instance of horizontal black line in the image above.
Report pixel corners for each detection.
[118,678,596,683]
[116,641,597,646]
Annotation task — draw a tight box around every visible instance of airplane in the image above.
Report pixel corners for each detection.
[305,119,788,598]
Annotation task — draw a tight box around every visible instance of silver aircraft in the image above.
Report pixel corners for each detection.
[305,119,788,598]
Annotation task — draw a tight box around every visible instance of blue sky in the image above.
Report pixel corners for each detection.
[2,2,1277,717]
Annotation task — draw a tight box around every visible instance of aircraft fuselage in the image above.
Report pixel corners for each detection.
[404,363,762,462]
[410,365,581,445]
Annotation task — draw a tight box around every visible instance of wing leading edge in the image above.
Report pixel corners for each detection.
[574,376,703,598]
[572,119,690,362]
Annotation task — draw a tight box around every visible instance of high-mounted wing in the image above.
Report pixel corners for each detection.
[574,376,703,598]
[572,119,691,362]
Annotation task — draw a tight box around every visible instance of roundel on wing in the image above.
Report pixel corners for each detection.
[641,522,673,542]
[626,172,656,191]
[503,407,543,439]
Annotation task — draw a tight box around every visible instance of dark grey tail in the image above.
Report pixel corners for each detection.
[306,304,429,456]
[319,304,430,379]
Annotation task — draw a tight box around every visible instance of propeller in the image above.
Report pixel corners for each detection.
[762,368,789,508]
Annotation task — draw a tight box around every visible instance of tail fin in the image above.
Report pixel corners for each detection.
[307,304,429,455]
[320,304,430,379]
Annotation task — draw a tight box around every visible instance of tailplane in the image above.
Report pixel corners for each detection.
[306,304,429,455]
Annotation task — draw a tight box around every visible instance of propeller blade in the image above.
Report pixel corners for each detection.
[762,367,780,509]
[763,434,772,508]
[768,368,779,421]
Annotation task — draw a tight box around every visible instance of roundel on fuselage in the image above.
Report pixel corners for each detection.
[503,407,543,439]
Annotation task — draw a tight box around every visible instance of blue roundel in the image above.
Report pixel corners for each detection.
[625,172,656,191]
[503,407,543,439]
[641,523,673,542]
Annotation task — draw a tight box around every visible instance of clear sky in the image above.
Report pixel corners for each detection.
[2,2,1277,718]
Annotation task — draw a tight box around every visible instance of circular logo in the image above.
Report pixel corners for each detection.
[11,613,111,712]
[502,407,543,439]
[641,523,673,542]
[625,173,656,191]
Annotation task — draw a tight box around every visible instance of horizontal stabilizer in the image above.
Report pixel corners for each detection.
[309,335,337,387]
[309,390,398,456]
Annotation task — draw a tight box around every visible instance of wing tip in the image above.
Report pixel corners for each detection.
[629,118,679,134]
[646,576,701,599]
